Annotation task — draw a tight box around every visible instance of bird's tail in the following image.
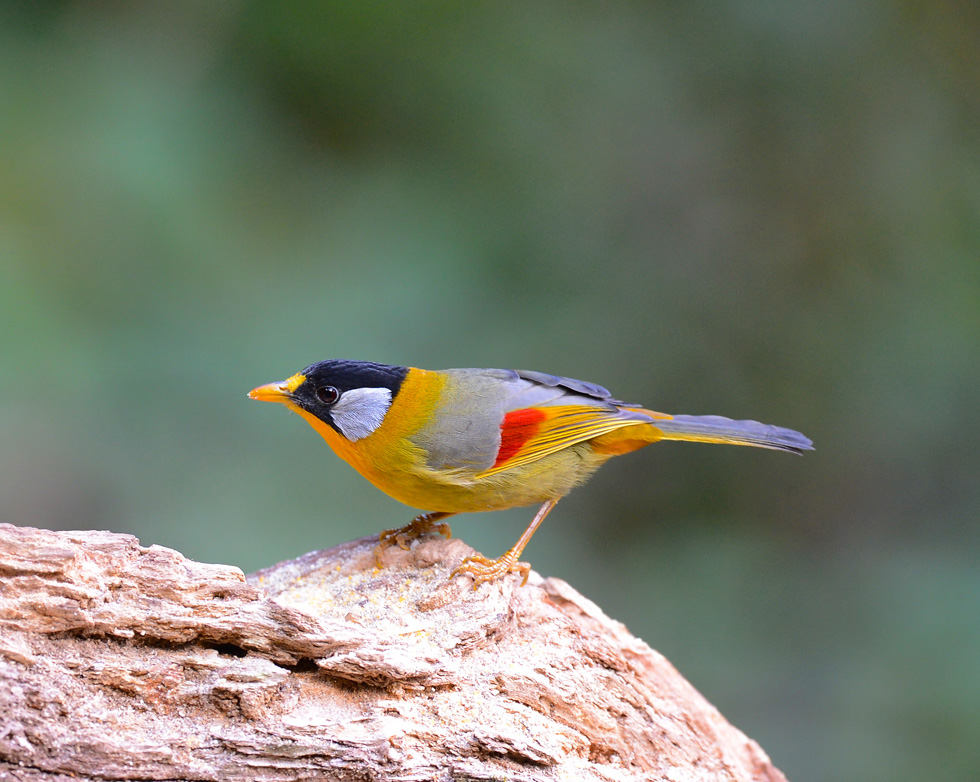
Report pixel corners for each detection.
[634,410,813,454]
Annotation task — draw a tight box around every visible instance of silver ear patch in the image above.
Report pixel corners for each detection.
[330,387,393,441]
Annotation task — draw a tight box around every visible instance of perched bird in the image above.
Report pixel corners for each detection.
[249,360,812,586]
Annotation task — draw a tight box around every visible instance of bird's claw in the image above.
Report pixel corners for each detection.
[451,551,531,589]
[375,513,452,567]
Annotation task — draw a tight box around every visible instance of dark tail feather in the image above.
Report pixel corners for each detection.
[651,414,813,454]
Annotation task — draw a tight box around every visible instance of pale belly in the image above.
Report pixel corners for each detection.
[359,442,613,513]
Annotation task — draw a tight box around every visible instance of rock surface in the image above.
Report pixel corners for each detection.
[0,523,787,781]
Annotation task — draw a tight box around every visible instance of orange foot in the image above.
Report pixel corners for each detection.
[451,550,531,589]
[375,512,454,567]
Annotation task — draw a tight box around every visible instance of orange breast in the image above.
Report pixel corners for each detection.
[289,368,448,501]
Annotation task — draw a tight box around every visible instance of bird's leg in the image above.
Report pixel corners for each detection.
[375,511,455,566]
[451,499,558,589]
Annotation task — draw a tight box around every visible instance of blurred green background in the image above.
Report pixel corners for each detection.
[2,2,978,780]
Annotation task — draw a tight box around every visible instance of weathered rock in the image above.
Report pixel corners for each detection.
[0,523,787,781]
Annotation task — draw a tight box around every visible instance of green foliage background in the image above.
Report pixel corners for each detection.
[2,3,979,780]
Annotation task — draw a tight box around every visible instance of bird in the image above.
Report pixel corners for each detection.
[249,359,812,587]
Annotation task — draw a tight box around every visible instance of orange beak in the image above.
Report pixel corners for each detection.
[248,372,306,403]
[248,382,290,403]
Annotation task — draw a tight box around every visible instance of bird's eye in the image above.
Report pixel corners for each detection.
[315,385,340,405]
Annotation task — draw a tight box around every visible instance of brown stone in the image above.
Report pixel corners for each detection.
[0,523,787,781]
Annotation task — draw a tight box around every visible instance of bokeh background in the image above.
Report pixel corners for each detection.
[3,3,979,780]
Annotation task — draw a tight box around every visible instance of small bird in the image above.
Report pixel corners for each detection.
[249,360,812,586]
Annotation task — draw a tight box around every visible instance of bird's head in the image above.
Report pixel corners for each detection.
[249,359,408,442]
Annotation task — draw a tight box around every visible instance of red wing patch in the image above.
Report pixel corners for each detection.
[493,407,547,468]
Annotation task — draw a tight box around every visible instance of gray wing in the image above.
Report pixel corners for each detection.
[513,369,636,407]
[411,368,642,471]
